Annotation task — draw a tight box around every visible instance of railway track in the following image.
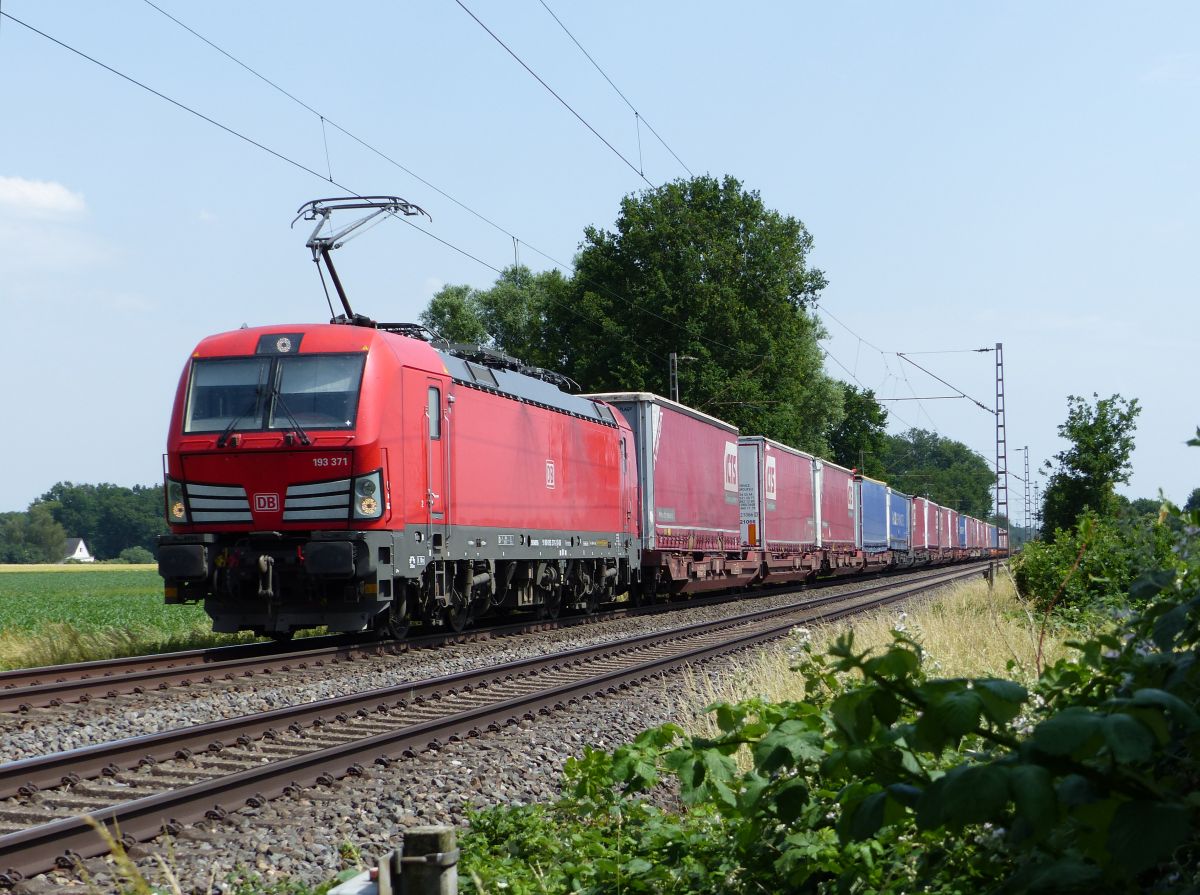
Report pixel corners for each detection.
[0,563,988,886]
[0,603,641,714]
[0,563,979,714]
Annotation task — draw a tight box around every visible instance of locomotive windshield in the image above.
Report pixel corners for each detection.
[183,353,366,434]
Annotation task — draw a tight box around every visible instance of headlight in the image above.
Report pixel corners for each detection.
[352,470,384,520]
[166,478,188,523]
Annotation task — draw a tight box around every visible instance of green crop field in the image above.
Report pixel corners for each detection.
[0,566,253,670]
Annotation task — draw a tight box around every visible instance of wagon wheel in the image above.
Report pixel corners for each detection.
[268,630,294,643]
[538,587,562,621]
[384,592,410,640]
[633,575,658,607]
[583,590,600,615]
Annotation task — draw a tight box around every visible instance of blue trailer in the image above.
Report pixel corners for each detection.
[857,476,889,552]
[888,489,911,551]
[957,515,968,549]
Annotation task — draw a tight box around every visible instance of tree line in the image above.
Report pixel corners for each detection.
[0,483,166,563]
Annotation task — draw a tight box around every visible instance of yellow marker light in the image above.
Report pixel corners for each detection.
[171,501,186,520]
[363,581,378,595]
[359,496,378,515]
[164,586,178,599]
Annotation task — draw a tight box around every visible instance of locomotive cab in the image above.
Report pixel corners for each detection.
[158,325,407,638]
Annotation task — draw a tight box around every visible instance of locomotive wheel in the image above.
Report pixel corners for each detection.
[445,601,471,633]
[384,594,410,640]
[268,630,294,643]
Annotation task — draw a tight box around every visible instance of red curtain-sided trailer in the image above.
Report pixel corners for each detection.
[911,497,932,551]
[738,436,819,585]
[814,459,860,572]
[589,393,756,597]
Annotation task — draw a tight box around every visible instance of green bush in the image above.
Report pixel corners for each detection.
[117,546,155,564]
[1013,510,1174,615]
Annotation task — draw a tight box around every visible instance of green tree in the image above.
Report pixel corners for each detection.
[882,429,993,517]
[0,504,67,562]
[420,283,488,344]
[1124,496,1163,517]
[420,266,572,371]
[39,482,167,559]
[825,384,888,477]
[1185,488,1200,513]
[548,174,840,455]
[1041,393,1140,540]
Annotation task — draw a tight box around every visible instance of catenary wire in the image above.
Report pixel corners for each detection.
[452,0,653,186]
[535,0,693,177]
[896,353,994,414]
[822,331,1007,502]
[4,8,745,373]
[0,12,538,321]
[135,1,766,363]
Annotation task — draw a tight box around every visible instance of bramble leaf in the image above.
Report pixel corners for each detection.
[1008,764,1056,838]
[773,777,810,823]
[1031,707,1103,756]
[1107,801,1191,875]
[974,678,1028,725]
[1101,713,1155,764]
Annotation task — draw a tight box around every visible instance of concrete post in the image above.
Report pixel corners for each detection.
[397,826,458,895]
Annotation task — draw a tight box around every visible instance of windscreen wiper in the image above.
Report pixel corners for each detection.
[270,388,312,446]
[217,389,262,448]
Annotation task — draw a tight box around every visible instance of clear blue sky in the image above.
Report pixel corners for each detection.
[1,1,1197,521]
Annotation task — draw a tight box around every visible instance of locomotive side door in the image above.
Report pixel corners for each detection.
[620,434,633,543]
[424,378,449,545]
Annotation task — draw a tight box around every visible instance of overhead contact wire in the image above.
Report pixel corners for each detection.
[536,0,692,177]
[2,10,330,184]
[452,0,652,186]
[137,0,758,362]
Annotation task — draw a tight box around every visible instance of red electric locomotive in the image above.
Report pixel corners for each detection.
[157,321,639,637]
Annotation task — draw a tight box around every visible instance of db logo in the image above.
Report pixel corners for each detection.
[254,493,280,512]
[545,460,556,490]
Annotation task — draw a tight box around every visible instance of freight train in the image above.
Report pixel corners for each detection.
[155,321,1004,639]
[155,197,1004,638]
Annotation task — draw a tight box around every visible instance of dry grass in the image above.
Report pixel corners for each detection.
[0,621,256,670]
[675,570,1083,735]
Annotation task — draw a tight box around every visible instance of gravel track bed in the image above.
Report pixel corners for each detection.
[1,579,887,764]
[22,645,762,895]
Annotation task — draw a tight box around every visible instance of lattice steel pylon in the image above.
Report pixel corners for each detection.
[1023,445,1031,548]
[995,342,1009,552]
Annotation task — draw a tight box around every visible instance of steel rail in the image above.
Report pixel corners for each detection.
[0,563,980,713]
[0,606,640,713]
[0,634,359,693]
[0,565,987,884]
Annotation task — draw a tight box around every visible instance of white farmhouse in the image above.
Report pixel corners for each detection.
[62,538,95,563]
